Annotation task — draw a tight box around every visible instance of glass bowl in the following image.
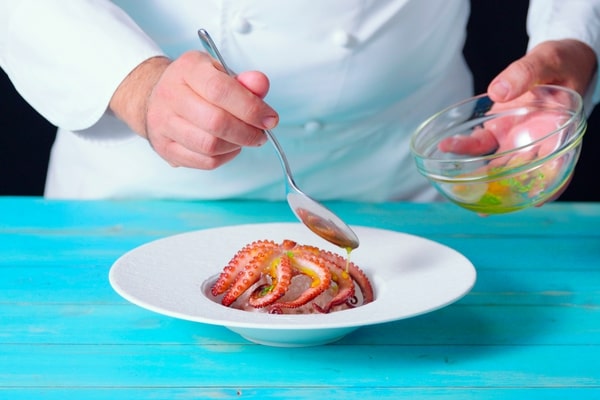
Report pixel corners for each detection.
[410,85,586,214]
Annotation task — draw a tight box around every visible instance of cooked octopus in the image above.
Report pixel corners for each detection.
[210,239,374,314]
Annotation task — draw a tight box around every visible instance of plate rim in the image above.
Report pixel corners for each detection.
[109,222,477,331]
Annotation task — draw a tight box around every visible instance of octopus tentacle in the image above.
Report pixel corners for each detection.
[320,250,374,304]
[346,262,374,304]
[248,254,293,308]
[210,239,373,314]
[211,240,277,297]
[313,257,355,313]
[220,246,280,306]
[268,252,332,310]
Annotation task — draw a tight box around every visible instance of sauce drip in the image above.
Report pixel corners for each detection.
[344,247,352,273]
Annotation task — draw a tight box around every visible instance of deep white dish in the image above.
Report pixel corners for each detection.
[109,223,476,347]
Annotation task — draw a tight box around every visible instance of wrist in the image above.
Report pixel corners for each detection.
[109,56,171,137]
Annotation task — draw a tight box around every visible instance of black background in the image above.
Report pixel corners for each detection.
[1,1,598,200]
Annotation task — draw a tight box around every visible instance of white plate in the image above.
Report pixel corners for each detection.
[109,223,476,347]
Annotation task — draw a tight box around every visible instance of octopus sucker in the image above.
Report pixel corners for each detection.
[220,247,281,306]
[319,250,374,305]
[211,239,278,297]
[210,239,374,314]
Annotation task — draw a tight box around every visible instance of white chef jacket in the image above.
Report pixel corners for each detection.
[1,0,599,201]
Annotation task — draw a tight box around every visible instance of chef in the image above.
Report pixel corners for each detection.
[1,0,598,201]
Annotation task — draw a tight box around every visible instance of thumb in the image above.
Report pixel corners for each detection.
[487,56,542,103]
[487,40,597,103]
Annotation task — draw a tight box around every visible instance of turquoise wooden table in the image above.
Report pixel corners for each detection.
[1,197,599,399]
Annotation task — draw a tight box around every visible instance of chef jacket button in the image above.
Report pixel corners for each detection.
[332,30,356,48]
[304,120,323,133]
[232,16,252,34]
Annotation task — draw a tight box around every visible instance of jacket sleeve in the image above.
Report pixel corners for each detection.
[0,0,165,130]
[527,0,600,109]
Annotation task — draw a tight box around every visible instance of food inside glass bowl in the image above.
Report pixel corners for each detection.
[441,110,575,213]
[210,239,374,314]
[446,157,569,214]
[410,85,586,214]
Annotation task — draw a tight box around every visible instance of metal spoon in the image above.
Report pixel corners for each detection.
[197,29,359,250]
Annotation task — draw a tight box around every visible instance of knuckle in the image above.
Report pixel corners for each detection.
[539,42,565,68]
[514,59,538,84]
[202,73,231,104]
[175,51,199,69]
[202,107,229,134]
[197,135,223,156]
[240,99,266,126]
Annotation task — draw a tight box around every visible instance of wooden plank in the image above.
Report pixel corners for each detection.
[440,237,600,271]
[2,203,598,271]
[1,302,599,346]
[2,235,598,275]
[1,264,598,303]
[2,225,598,271]
[1,199,599,239]
[1,344,598,388]
[1,388,599,400]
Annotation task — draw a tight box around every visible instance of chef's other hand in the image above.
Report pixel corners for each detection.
[440,38,596,159]
[438,39,596,208]
[109,51,279,169]
[488,39,597,103]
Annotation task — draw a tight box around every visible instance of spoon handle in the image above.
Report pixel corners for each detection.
[197,29,236,75]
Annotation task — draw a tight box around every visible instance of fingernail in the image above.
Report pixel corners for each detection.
[263,116,278,130]
[490,79,510,101]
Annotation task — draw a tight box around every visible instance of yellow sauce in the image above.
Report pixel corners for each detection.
[449,166,556,214]
[344,247,352,273]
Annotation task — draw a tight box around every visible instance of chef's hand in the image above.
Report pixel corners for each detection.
[109,51,278,169]
[438,39,596,206]
[488,39,597,103]
[440,39,596,156]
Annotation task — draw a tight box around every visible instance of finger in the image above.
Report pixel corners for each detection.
[166,87,268,148]
[488,146,538,169]
[487,41,566,103]
[438,127,499,155]
[160,114,244,156]
[183,52,278,130]
[166,141,242,169]
[488,59,547,103]
[236,70,270,99]
[487,40,596,103]
[150,133,242,170]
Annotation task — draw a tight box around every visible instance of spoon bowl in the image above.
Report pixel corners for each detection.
[197,29,359,249]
